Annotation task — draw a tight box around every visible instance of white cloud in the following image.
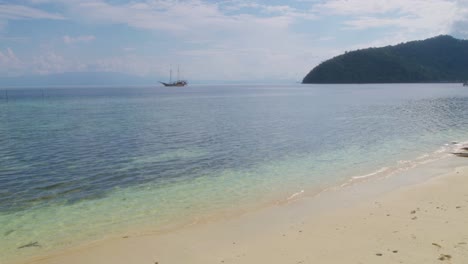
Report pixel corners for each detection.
[317,0,454,15]
[451,0,468,37]
[42,0,314,36]
[318,0,459,34]
[220,1,316,19]
[0,48,23,76]
[63,35,96,44]
[3,0,467,81]
[88,55,157,76]
[0,1,322,80]
[46,0,320,80]
[32,52,67,74]
[309,0,468,52]
[0,4,64,20]
[0,48,83,76]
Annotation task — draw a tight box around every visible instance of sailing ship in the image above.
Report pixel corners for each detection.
[160,66,187,87]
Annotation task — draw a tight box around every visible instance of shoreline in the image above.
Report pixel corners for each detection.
[15,154,468,264]
[3,83,468,264]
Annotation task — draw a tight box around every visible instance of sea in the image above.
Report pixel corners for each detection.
[1,83,468,262]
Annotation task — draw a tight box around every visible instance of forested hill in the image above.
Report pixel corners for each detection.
[302,35,468,84]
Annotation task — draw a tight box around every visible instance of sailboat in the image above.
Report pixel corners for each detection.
[160,65,187,87]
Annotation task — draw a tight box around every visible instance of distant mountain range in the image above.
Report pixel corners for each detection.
[0,72,296,87]
[303,35,468,84]
[0,72,162,87]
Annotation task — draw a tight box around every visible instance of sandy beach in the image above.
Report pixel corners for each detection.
[17,157,468,264]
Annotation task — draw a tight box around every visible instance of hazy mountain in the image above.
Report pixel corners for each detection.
[0,72,296,87]
[0,72,162,87]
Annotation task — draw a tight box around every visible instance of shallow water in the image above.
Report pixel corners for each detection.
[1,83,468,262]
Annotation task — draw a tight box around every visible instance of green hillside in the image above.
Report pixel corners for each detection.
[302,35,468,84]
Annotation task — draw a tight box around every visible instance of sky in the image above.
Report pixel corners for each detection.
[0,0,468,82]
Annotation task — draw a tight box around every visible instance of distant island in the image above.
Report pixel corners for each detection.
[302,35,468,84]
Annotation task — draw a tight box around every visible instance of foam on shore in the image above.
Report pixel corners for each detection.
[7,141,468,264]
[17,152,468,264]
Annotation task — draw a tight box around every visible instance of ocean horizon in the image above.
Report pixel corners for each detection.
[2,83,468,262]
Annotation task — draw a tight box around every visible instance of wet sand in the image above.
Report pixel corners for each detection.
[20,162,468,264]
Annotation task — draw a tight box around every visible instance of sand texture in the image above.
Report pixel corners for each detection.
[19,165,468,264]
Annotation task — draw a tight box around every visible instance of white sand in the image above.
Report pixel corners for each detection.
[20,161,468,264]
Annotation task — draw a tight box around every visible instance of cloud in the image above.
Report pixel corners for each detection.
[0,48,17,60]
[63,35,96,44]
[0,44,163,77]
[0,4,64,20]
[450,0,468,37]
[452,20,468,37]
[4,0,467,81]
[31,52,68,75]
[66,0,214,32]
[317,0,454,15]
[0,47,85,76]
[87,55,160,76]
[43,0,314,35]
[309,0,468,51]
[220,1,317,20]
[319,0,459,32]
[47,0,321,80]
[0,48,23,76]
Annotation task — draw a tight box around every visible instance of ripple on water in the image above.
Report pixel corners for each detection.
[1,84,468,262]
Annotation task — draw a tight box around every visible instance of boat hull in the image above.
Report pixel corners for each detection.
[160,81,187,87]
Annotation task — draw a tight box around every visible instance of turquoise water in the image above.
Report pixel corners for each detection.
[1,83,468,262]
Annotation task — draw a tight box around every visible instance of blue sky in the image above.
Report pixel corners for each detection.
[0,0,467,82]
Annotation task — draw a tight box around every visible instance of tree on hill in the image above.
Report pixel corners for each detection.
[302,35,468,84]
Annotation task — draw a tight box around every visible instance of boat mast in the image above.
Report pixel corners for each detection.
[169,65,172,83]
[177,65,180,81]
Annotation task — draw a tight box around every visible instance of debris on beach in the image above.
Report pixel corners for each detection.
[18,241,41,249]
[438,254,452,261]
[4,229,14,236]
[432,242,442,249]
[452,152,468,157]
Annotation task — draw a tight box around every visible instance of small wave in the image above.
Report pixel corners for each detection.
[352,167,390,179]
[434,147,448,154]
[344,141,459,187]
[287,190,304,200]
[416,153,430,160]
